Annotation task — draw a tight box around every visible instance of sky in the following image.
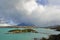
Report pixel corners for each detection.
[0,0,60,27]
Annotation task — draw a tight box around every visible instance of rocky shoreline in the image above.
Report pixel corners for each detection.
[41,34,60,40]
[34,34,60,40]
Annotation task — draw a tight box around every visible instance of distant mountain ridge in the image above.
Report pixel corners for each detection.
[17,23,35,26]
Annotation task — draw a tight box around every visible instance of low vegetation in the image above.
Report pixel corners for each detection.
[8,29,38,34]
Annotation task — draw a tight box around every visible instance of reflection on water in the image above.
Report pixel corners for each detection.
[0,28,60,40]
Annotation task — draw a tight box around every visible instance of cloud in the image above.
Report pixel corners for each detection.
[31,6,60,26]
[48,0,60,5]
[0,0,60,27]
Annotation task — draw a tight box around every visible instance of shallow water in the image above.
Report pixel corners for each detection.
[0,28,60,40]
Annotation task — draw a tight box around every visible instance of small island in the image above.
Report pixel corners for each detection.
[8,29,38,34]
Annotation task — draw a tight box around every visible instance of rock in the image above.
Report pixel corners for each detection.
[22,29,38,33]
[41,34,60,40]
[56,29,60,31]
[34,38,38,40]
[40,37,47,40]
[8,29,38,33]
[8,29,22,33]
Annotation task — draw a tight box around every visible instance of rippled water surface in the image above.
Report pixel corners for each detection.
[0,28,60,40]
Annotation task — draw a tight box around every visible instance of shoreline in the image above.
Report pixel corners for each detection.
[0,26,41,28]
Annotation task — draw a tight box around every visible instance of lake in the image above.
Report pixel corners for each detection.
[0,28,60,40]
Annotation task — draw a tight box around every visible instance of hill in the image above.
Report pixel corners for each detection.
[17,23,35,26]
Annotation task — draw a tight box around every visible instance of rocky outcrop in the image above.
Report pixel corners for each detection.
[22,29,38,33]
[48,25,60,31]
[8,29,22,33]
[41,34,60,40]
[8,29,38,34]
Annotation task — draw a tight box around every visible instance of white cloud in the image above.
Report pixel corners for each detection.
[48,0,60,5]
[0,0,60,27]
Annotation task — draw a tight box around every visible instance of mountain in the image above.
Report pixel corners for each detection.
[17,23,35,26]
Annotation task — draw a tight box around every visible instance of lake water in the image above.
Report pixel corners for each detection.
[0,28,60,40]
